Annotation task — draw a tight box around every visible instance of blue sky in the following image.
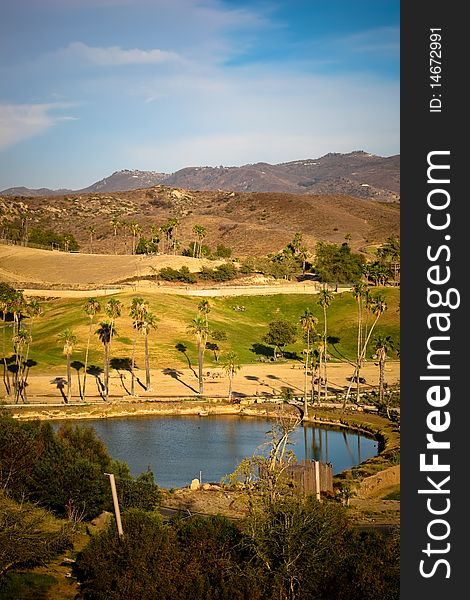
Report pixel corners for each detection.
[0,0,399,190]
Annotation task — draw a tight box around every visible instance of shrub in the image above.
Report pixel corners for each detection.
[158,267,196,283]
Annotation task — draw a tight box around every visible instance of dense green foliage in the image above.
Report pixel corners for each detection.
[28,228,79,251]
[198,263,238,282]
[313,242,365,284]
[74,498,399,600]
[158,266,197,283]
[135,237,160,255]
[1,219,79,251]
[262,319,298,358]
[0,413,161,520]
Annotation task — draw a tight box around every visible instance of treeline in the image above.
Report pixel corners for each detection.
[0,217,79,251]
[155,234,400,286]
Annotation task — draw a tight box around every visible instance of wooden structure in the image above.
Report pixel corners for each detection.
[283,460,333,497]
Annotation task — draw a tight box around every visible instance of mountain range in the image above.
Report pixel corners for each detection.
[1,151,399,202]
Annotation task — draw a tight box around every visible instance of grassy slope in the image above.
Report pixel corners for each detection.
[16,287,399,374]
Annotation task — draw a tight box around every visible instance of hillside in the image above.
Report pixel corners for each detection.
[1,186,399,257]
[0,244,217,288]
[0,151,399,202]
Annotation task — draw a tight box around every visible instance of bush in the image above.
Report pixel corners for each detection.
[198,264,238,282]
[215,244,232,258]
[0,492,74,578]
[75,511,262,600]
[158,266,197,283]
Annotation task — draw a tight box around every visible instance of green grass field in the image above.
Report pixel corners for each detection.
[9,287,399,374]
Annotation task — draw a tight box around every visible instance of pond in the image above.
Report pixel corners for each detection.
[56,415,378,489]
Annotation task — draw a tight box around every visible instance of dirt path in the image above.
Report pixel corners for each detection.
[21,280,337,298]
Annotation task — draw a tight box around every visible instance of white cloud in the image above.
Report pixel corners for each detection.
[0,103,77,150]
[337,27,400,55]
[56,42,181,66]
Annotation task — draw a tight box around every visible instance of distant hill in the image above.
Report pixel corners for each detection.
[1,151,399,202]
[1,184,400,257]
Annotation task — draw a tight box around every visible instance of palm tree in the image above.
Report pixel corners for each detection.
[18,299,42,395]
[291,232,303,254]
[82,298,101,401]
[128,222,142,255]
[310,347,320,405]
[86,225,96,254]
[63,234,73,252]
[13,329,32,403]
[138,312,158,391]
[187,315,209,395]
[110,217,121,254]
[129,297,148,395]
[198,299,211,327]
[0,295,12,398]
[104,299,122,394]
[372,335,395,415]
[222,352,241,403]
[352,282,367,403]
[167,217,180,255]
[344,294,388,406]
[105,298,122,340]
[159,223,170,254]
[299,309,318,417]
[298,246,310,274]
[317,288,333,402]
[10,291,25,337]
[58,329,78,403]
[362,287,374,363]
[95,321,114,401]
[150,225,161,254]
[192,225,206,258]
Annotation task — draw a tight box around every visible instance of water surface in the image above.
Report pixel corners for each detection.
[56,415,378,488]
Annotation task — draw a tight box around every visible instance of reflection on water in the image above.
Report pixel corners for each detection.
[54,415,378,488]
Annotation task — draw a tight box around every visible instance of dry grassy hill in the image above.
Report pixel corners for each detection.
[0,244,219,288]
[1,186,399,257]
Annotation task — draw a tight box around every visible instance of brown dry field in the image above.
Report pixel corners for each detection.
[0,243,219,288]
[11,360,399,405]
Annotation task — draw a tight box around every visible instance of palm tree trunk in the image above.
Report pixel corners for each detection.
[228,370,233,403]
[131,334,137,396]
[66,354,72,403]
[356,298,362,403]
[343,311,382,407]
[145,334,151,390]
[303,332,310,417]
[2,313,11,397]
[323,306,328,402]
[310,361,315,404]
[379,354,385,405]
[317,349,322,403]
[197,339,204,394]
[82,319,92,401]
[104,344,109,401]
